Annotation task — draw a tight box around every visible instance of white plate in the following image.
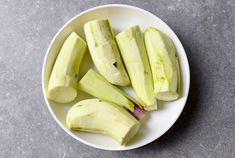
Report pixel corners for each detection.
[42,4,190,151]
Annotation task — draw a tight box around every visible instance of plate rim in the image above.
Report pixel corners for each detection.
[42,4,190,151]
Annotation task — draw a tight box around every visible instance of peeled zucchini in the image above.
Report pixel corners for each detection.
[116,26,157,111]
[78,69,145,119]
[66,99,140,145]
[84,19,130,86]
[144,27,180,101]
[47,32,87,103]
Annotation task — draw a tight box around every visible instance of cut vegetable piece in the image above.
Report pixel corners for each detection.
[84,19,130,86]
[47,32,87,103]
[116,26,157,111]
[66,99,140,146]
[78,69,145,119]
[144,27,180,101]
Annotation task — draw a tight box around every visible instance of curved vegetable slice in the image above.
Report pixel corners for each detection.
[47,32,87,103]
[66,99,140,145]
[144,27,180,101]
[78,69,145,119]
[116,26,157,111]
[84,19,130,86]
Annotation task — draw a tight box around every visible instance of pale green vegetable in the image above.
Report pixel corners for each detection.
[78,69,145,119]
[144,27,180,101]
[116,26,157,111]
[66,99,140,145]
[84,19,130,86]
[47,32,87,103]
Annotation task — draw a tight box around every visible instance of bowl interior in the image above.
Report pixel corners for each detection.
[42,5,190,150]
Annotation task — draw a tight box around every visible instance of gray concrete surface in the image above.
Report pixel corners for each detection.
[0,0,234,157]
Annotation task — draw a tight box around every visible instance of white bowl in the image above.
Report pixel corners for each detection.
[42,4,190,151]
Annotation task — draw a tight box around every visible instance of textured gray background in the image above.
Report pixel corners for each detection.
[0,0,234,158]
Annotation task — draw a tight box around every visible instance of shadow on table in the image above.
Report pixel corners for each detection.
[128,34,202,152]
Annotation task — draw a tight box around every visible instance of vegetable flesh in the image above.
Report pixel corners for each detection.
[66,99,140,145]
[144,27,180,101]
[78,69,145,119]
[116,26,157,111]
[84,19,130,86]
[47,32,87,103]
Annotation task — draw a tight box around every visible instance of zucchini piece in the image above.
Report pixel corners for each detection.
[47,32,87,103]
[116,26,157,111]
[66,99,140,146]
[84,19,130,86]
[78,69,145,119]
[144,27,180,101]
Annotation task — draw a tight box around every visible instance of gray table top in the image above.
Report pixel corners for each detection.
[0,0,234,158]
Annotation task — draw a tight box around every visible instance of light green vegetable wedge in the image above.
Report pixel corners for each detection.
[47,32,87,103]
[66,99,140,145]
[78,69,145,119]
[84,19,130,86]
[144,27,180,101]
[116,26,157,111]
